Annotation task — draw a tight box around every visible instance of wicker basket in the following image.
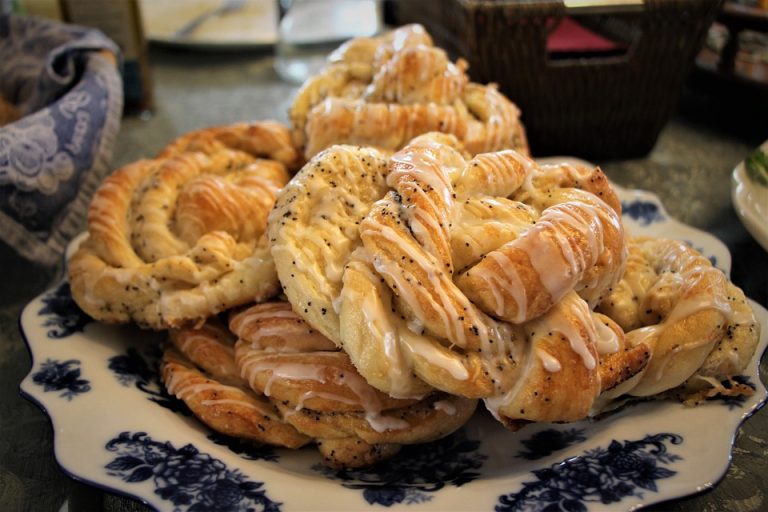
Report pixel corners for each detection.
[390,0,723,160]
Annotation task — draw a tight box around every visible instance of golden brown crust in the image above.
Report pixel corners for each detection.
[158,121,301,172]
[168,319,241,385]
[269,132,627,426]
[597,238,759,399]
[161,347,310,449]
[68,122,293,329]
[290,24,528,160]
[267,144,392,343]
[232,302,477,468]
[163,301,476,468]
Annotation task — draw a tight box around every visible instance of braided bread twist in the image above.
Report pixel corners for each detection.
[233,302,476,467]
[162,321,310,448]
[596,237,760,401]
[289,24,529,160]
[269,133,634,426]
[69,122,294,329]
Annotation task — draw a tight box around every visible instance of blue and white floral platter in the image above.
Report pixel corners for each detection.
[19,174,767,512]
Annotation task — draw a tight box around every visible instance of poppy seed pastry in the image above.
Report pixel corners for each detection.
[68,122,295,329]
[162,302,477,468]
[162,321,311,449]
[596,237,760,401]
[269,132,638,427]
[289,24,529,161]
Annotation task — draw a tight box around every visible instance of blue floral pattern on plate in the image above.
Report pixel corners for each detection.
[313,431,485,506]
[18,183,768,511]
[108,346,285,463]
[108,346,192,416]
[37,281,92,338]
[105,431,280,512]
[31,358,90,399]
[621,200,666,226]
[497,433,683,512]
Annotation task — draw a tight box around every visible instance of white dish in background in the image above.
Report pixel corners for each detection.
[732,140,768,252]
[19,186,766,511]
[140,0,277,49]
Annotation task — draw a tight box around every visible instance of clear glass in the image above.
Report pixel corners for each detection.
[274,0,382,84]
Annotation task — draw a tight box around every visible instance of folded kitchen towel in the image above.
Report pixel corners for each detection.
[0,14,122,266]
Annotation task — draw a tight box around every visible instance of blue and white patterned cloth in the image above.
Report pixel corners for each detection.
[0,14,123,266]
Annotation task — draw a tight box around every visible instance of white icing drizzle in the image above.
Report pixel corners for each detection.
[388,142,454,208]
[332,295,343,315]
[237,341,409,432]
[353,270,418,398]
[484,250,528,321]
[365,413,410,433]
[461,193,617,325]
[399,333,470,380]
[537,348,562,372]
[594,318,621,355]
[433,400,457,415]
[230,307,309,347]
[730,301,757,326]
[526,203,602,302]
[483,341,536,421]
[179,331,234,357]
[368,223,469,347]
[531,292,597,370]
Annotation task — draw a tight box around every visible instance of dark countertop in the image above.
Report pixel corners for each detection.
[0,46,766,511]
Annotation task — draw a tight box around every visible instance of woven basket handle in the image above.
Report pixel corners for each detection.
[563,0,643,13]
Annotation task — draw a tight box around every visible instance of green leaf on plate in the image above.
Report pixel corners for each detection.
[745,148,768,187]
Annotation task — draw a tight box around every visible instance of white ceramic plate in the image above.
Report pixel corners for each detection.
[20,185,766,512]
[731,140,768,252]
[140,0,277,49]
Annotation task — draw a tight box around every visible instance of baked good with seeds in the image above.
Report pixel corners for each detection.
[596,237,760,401]
[289,24,529,161]
[269,132,638,426]
[162,302,476,468]
[68,122,294,329]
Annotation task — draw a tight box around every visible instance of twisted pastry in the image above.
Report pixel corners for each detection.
[269,133,635,426]
[289,24,529,160]
[231,302,476,468]
[69,122,293,329]
[162,321,310,448]
[159,120,300,172]
[267,143,391,344]
[596,237,760,401]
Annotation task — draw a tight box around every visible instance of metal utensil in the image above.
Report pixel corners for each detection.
[173,0,247,39]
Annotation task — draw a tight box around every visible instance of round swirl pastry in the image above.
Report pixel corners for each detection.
[158,120,300,171]
[596,237,760,401]
[269,133,635,426]
[230,302,477,468]
[68,122,294,329]
[289,24,529,160]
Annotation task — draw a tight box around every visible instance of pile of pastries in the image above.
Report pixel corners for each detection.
[68,25,760,469]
